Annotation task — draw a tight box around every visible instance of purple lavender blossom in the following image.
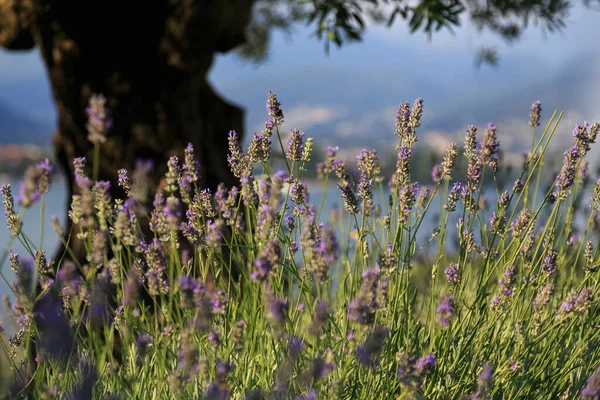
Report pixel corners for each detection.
[397,350,437,390]
[555,146,580,200]
[1,184,22,237]
[86,93,112,144]
[266,91,284,123]
[227,130,252,180]
[410,98,424,131]
[347,265,387,325]
[437,294,455,327]
[559,286,594,317]
[73,157,91,188]
[308,300,330,337]
[89,276,114,329]
[66,358,99,400]
[131,159,154,202]
[135,332,153,364]
[582,365,600,399]
[394,143,412,186]
[317,146,344,178]
[33,293,74,362]
[117,168,132,196]
[541,251,558,275]
[443,181,462,213]
[307,354,336,381]
[122,273,140,308]
[444,263,461,288]
[287,129,305,161]
[182,143,200,186]
[357,149,382,182]
[529,101,542,127]
[431,164,443,183]
[18,158,53,208]
[288,335,304,359]
[252,237,281,282]
[481,122,500,170]
[269,297,289,322]
[338,177,360,215]
[264,286,289,338]
[355,326,389,367]
[473,364,494,400]
[398,183,418,223]
[179,275,200,309]
[395,101,412,139]
[415,353,437,376]
[491,264,517,310]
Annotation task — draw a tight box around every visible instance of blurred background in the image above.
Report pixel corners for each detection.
[1,1,599,302]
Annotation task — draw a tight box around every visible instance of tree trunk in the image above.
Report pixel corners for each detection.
[0,0,256,266]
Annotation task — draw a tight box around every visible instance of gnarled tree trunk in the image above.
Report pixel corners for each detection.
[1,0,256,265]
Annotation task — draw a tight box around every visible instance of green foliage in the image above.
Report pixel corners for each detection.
[239,0,598,66]
[2,95,600,399]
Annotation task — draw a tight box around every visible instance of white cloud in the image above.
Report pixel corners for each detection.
[422,130,455,154]
[252,104,348,134]
[335,105,396,137]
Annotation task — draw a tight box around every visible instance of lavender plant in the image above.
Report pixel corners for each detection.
[1,94,600,399]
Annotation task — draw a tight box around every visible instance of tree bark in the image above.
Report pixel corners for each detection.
[0,0,256,266]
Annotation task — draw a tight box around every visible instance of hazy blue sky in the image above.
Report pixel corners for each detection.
[1,4,599,159]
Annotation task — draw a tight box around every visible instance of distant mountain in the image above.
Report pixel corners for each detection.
[0,99,53,146]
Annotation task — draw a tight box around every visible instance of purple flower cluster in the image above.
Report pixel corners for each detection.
[300,212,339,281]
[573,121,600,154]
[266,91,284,124]
[490,264,517,310]
[398,183,418,223]
[263,286,289,339]
[227,130,253,184]
[444,263,461,288]
[357,149,383,183]
[529,101,542,127]
[394,98,422,146]
[397,350,437,390]
[444,182,462,212]
[394,143,412,187]
[131,159,154,203]
[437,294,455,327]
[18,158,53,208]
[559,287,594,317]
[316,146,344,179]
[308,300,330,337]
[582,365,600,399]
[182,142,200,190]
[337,176,360,215]
[252,237,282,282]
[395,101,412,139]
[355,326,389,367]
[511,208,532,238]
[488,211,506,236]
[140,239,170,296]
[541,250,558,276]
[481,122,500,172]
[348,266,388,325]
[472,363,494,400]
[1,184,22,237]
[86,93,112,144]
[555,146,580,200]
[287,129,305,162]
